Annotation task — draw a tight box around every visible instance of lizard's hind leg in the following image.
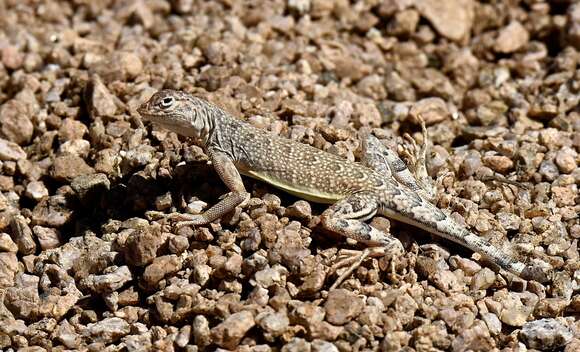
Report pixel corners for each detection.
[321,192,403,250]
[398,117,438,202]
[361,132,436,202]
[321,192,405,288]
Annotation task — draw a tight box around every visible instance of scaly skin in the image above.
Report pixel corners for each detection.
[138,89,551,283]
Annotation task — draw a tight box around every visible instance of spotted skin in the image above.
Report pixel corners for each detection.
[138,90,551,283]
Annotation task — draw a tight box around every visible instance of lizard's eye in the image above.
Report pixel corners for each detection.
[159,96,174,109]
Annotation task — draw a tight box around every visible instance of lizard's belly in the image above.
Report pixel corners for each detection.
[241,169,345,204]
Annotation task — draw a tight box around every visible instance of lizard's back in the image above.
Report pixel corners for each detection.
[213,117,385,203]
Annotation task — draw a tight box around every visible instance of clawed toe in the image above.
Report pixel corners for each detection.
[166,213,207,229]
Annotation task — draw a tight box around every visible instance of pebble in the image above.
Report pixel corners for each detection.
[495,21,530,53]
[142,255,181,288]
[285,200,312,221]
[519,318,572,350]
[555,148,577,174]
[24,181,49,201]
[0,100,34,145]
[471,268,496,291]
[83,317,130,344]
[86,75,117,118]
[324,289,364,325]
[415,0,474,41]
[32,225,61,250]
[210,310,255,350]
[51,154,94,182]
[0,252,18,288]
[256,310,290,338]
[0,138,27,161]
[409,97,450,125]
[1,46,24,70]
[482,154,513,173]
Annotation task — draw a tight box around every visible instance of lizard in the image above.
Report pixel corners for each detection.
[137,89,550,283]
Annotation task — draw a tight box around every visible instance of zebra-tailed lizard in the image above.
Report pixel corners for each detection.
[138,90,550,283]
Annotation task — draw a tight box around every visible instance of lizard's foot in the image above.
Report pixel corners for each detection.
[329,246,400,290]
[166,212,207,228]
[398,115,437,202]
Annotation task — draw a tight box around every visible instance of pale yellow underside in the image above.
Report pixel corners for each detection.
[242,170,344,204]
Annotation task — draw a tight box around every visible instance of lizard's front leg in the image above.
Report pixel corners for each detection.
[171,149,250,228]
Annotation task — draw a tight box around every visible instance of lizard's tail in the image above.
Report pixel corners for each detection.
[379,193,550,282]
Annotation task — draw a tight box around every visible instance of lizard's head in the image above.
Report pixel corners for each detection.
[138,89,216,139]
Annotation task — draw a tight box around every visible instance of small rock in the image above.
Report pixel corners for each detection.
[85,75,117,118]
[495,21,529,53]
[58,118,88,142]
[288,0,310,14]
[387,9,420,37]
[534,298,570,318]
[555,148,577,174]
[81,266,132,294]
[451,321,494,351]
[481,312,502,335]
[520,318,572,350]
[409,97,450,125]
[123,227,165,267]
[312,339,339,352]
[211,310,255,349]
[71,173,110,205]
[175,325,191,348]
[0,100,34,145]
[254,266,288,288]
[324,289,364,325]
[51,154,94,182]
[449,256,482,276]
[33,225,62,250]
[0,233,18,252]
[25,181,49,201]
[256,310,290,338]
[498,297,533,326]
[31,195,74,227]
[285,200,312,220]
[119,52,143,79]
[58,139,91,157]
[416,0,474,41]
[193,315,211,347]
[552,186,576,207]
[0,138,27,161]
[10,215,36,255]
[168,235,189,254]
[0,252,18,288]
[471,268,496,291]
[142,255,181,288]
[1,46,24,70]
[155,193,172,211]
[54,320,81,349]
[282,337,311,352]
[569,3,580,49]
[496,212,521,232]
[482,154,513,173]
[394,293,420,325]
[84,317,130,344]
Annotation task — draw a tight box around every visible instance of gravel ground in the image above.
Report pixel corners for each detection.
[0,0,579,351]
